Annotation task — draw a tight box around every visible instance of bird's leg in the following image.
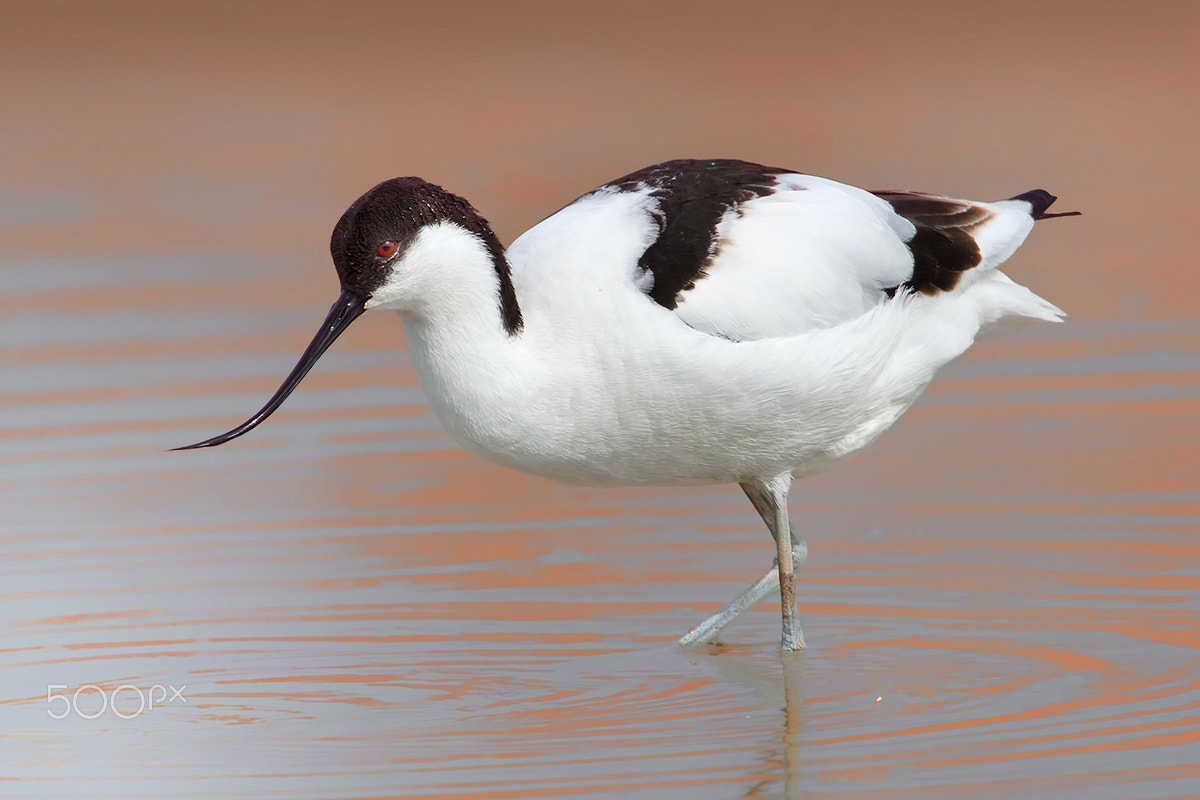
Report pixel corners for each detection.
[678,565,781,646]
[742,481,808,569]
[678,478,808,647]
[759,474,805,650]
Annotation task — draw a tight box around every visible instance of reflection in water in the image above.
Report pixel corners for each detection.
[683,647,809,798]
[780,653,806,800]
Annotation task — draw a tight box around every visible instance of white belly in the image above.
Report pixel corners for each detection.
[403,302,932,488]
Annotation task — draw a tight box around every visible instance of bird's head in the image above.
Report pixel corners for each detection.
[174,177,518,451]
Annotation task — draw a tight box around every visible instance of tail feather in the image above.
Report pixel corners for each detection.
[1008,189,1082,221]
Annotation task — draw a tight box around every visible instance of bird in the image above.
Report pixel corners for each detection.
[174,158,1078,650]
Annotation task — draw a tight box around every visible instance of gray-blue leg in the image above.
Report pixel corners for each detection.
[679,478,807,648]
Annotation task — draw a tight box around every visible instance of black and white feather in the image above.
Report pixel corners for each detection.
[186,157,1071,487]
[178,157,1076,650]
[511,158,1066,344]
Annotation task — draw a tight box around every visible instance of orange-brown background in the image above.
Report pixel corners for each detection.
[4,1,1196,313]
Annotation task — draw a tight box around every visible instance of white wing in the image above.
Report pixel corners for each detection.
[674,174,916,340]
[509,160,1061,344]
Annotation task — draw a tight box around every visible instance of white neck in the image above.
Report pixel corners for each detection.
[367,222,541,468]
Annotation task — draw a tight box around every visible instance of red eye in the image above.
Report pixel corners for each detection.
[376,240,397,258]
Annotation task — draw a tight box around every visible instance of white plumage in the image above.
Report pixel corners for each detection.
[178,159,1075,650]
[394,173,1061,487]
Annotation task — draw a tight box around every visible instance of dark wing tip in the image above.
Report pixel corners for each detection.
[1008,189,1082,220]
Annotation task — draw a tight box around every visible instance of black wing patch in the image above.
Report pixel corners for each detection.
[601,159,797,309]
[871,191,990,296]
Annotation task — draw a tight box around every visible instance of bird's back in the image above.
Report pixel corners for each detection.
[175,159,1071,489]
[436,160,1068,485]
[509,159,1062,343]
